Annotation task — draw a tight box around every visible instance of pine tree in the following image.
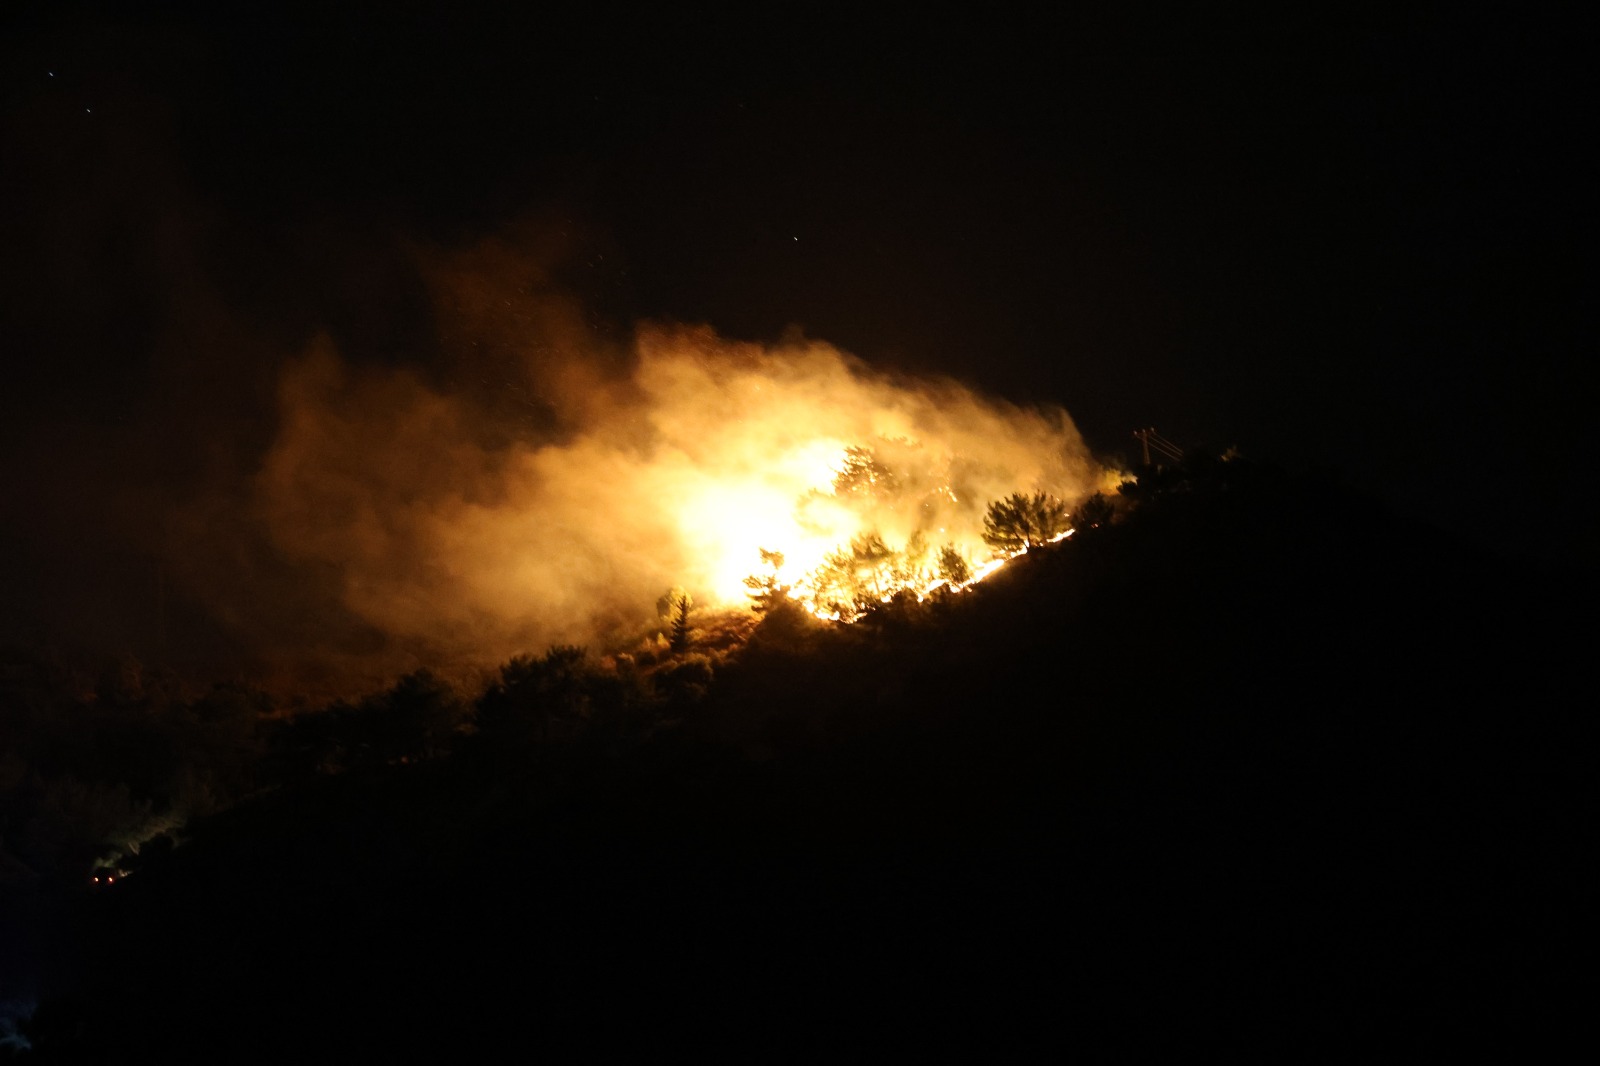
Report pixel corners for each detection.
[981,492,1072,555]
[669,592,693,653]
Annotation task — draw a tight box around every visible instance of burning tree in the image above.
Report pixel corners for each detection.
[723,424,1100,622]
[810,532,898,619]
[832,445,899,498]
[981,492,1072,555]
[743,548,790,614]
[737,443,1081,619]
[891,530,931,587]
[936,543,972,586]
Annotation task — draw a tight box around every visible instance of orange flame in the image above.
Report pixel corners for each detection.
[218,318,1102,676]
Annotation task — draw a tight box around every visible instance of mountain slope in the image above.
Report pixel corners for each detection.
[35,461,1586,1056]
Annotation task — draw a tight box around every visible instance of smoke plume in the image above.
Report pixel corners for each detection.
[152,232,1102,688]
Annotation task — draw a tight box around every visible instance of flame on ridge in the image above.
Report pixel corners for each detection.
[628,325,1103,620]
[235,319,1105,676]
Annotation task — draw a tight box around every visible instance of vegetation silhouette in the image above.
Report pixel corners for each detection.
[2,454,1588,1056]
[477,645,594,744]
[935,542,972,585]
[741,548,789,614]
[1073,490,1114,531]
[980,491,1072,553]
[667,592,693,653]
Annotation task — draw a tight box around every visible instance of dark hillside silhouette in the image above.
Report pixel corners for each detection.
[12,460,1587,1057]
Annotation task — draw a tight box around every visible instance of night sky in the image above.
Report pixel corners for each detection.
[1,4,1590,664]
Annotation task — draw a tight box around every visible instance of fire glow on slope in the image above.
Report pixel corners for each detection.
[243,322,1105,672]
[795,530,1076,624]
[639,329,1100,619]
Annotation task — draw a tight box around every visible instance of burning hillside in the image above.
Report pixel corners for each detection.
[215,319,1110,680]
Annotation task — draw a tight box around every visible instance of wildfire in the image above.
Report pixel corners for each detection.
[674,442,851,604]
[739,476,1075,617]
[235,314,1106,673]
[625,326,1106,624]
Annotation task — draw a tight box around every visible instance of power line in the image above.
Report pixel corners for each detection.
[1133,427,1184,465]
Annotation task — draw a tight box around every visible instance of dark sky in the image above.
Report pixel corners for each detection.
[0,3,1591,663]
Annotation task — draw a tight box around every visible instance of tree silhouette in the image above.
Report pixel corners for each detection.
[477,645,593,743]
[936,543,972,586]
[379,669,466,761]
[981,492,1072,554]
[810,532,897,618]
[654,653,714,705]
[742,548,790,614]
[668,593,693,653]
[1074,492,1115,531]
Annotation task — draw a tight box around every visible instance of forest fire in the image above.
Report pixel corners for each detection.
[620,328,1103,616]
[223,319,1109,676]
[626,327,1110,626]
[714,446,1082,624]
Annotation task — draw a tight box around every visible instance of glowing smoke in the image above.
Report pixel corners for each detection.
[233,318,1101,681]
[0,76,1110,690]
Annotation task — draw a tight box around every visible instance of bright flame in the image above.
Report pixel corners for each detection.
[679,471,837,603]
[219,309,1103,678]
[626,329,1097,618]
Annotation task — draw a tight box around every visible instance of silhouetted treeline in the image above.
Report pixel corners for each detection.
[4,456,1589,1057]
[1,659,269,887]
[2,622,745,894]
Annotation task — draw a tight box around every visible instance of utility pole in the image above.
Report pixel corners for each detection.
[1133,427,1184,466]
